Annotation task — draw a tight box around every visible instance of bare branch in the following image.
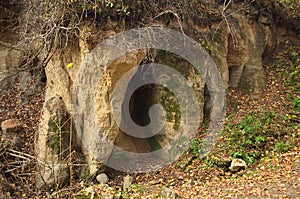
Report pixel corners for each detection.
[152,10,185,35]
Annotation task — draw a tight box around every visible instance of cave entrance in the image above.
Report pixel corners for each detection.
[110,50,204,160]
[226,34,247,88]
[113,67,162,154]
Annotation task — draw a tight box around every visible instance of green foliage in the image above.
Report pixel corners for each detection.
[232,150,259,165]
[79,168,90,181]
[230,100,238,112]
[157,50,203,131]
[273,46,300,127]
[46,120,62,154]
[274,46,300,94]
[229,113,269,150]
[121,184,145,199]
[188,122,209,158]
[190,137,207,157]
[48,120,60,132]
[290,97,300,124]
[274,141,290,153]
[190,138,201,157]
[290,97,300,109]
[130,183,139,191]
[160,94,181,131]
[121,190,130,198]
[223,109,287,165]
[46,134,61,154]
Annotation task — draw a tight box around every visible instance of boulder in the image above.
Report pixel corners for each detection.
[229,158,247,172]
[1,119,23,145]
[96,173,109,184]
[35,95,71,188]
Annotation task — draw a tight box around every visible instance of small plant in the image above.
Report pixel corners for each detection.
[190,138,201,157]
[290,97,300,109]
[198,154,231,169]
[190,137,207,157]
[223,108,284,165]
[121,190,130,199]
[160,92,181,131]
[274,141,290,153]
[131,183,139,191]
[232,150,259,165]
[255,135,265,143]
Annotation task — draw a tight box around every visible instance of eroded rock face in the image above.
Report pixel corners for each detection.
[34,41,82,188]
[44,43,82,112]
[35,95,71,188]
[35,24,153,182]
[0,30,45,99]
[0,33,22,95]
[209,25,230,89]
[35,13,279,186]
[233,14,268,98]
[150,53,205,157]
[209,13,275,98]
[78,49,148,175]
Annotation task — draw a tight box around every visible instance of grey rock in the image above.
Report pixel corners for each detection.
[123,175,134,190]
[96,173,109,184]
[35,95,70,188]
[229,158,247,172]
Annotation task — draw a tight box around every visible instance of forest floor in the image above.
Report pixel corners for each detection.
[0,44,299,199]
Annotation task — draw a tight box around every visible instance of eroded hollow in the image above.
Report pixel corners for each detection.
[113,67,165,154]
[112,50,205,155]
